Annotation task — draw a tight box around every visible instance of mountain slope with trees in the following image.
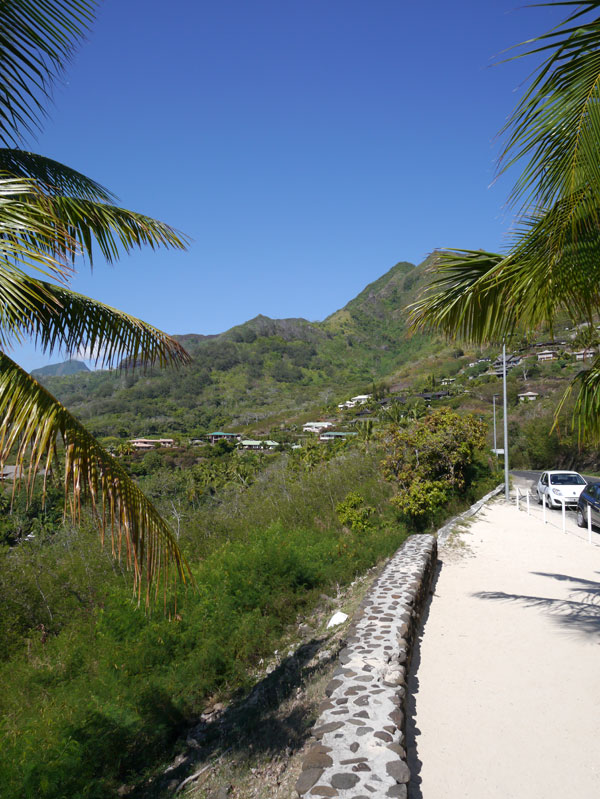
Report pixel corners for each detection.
[37,258,444,438]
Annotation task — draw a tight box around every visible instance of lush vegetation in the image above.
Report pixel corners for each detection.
[0,417,498,798]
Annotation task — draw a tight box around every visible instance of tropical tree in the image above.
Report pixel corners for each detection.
[0,1,191,599]
[410,1,600,438]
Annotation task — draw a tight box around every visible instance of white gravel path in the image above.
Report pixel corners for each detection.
[407,500,600,799]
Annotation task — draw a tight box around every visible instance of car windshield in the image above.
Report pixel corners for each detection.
[549,473,586,485]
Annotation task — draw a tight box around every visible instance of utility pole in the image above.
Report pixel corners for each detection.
[502,342,510,500]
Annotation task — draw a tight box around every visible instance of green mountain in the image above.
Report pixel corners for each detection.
[37,259,445,438]
[31,359,90,378]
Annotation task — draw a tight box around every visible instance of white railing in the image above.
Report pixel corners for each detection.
[515,486,595,544]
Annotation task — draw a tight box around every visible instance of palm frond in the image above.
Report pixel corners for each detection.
[408,250,513,342]
[0,170,189,275]
[0,172,76,279]
[0,0,96,146]
[0,149,115,200]
[39,195,188,266]
[0,352,191,601]
[0,264,190,368]
[556,354,600,441]
[499,2,600,213]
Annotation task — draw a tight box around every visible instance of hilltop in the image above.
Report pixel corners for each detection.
[30,359,90,378]
[37,258,445,438]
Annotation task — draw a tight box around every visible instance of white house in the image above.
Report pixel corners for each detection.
[319,431,358,442]
[537,350,557,362]
[350,394,372,404]
[518,391,539,402]
[129,438,174,450]
[440,378,455,386]
[573,348,596,361]
[303,422,334,433]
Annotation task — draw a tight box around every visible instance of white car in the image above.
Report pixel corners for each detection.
[536,470,587,508]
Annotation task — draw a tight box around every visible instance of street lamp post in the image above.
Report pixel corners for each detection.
[502,342,510,500]
[492,394,499,455]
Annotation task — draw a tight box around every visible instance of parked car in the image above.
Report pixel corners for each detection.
[535,470,587,509]
[576,482,600,527]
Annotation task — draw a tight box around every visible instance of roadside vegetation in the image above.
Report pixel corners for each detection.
[0,415,498,799]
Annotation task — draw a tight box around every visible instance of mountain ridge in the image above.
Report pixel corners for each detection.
[35,258,444,438]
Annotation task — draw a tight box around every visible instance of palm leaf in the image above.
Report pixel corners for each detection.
[0,172,76,279]
[0,0,96,146]
[38,195,188,266]
[0,263,190,367]
[0,352,191,602]
[0,149,115,200]
[498,2,600,258]
[0,169,188,275]
[408,250,513,343]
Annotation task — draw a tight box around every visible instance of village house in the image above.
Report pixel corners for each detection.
[207,432,242,445]
[440,377,455,386]
[537,350,557,362]
[518,391,539,402]
[493,353,522,376]
[319,431,358,442]
[303,421,334,433]
[238,439,279,450]
[573,348,596,361]
[129,438,174,450]
[338,393,372,410]
[414,391,450,403]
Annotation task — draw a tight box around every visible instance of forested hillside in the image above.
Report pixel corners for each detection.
[36,260,440,438]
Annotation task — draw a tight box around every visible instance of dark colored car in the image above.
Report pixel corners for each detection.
[576,481,600,528]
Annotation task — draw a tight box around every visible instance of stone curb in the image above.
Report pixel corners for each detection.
[436,484,504,545]
[295,534,437,799]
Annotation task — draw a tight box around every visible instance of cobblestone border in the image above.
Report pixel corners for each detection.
[295,534,437,798]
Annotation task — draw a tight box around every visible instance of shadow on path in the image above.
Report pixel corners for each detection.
[473,571,600,637]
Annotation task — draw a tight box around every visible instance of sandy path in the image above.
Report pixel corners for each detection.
[407,501,600,799]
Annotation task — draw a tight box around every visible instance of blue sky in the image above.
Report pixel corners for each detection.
[14,0,566,370]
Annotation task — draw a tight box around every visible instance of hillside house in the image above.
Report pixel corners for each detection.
[338,394,372,410]
[573,348,596,361]
[238,439,279,450]
[129,438,174,450]
[440,378,455,386]
[518,391,539,402]
[303,422,334,433]
[537,350,557,362]
[493,353,522,376]
[208,432,242,444]
[319,431,358,442]
[415,391,450,403]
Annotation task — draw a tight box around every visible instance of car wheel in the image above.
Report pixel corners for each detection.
[577,508,586,528]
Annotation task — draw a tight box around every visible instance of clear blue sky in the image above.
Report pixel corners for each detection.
[14,0,565,370]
